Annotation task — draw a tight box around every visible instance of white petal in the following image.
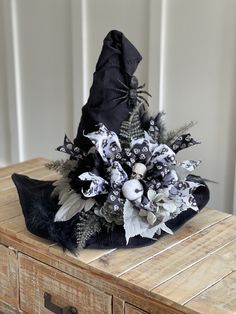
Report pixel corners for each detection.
[123,200,150,244]
[147,189,156,201]
[154,193,164,202]
[160,223,174,235]
[84,198,96,212]
[54,194,80,221]
[140,222,162,239]
[162,201,177,213]
[147,212,157,225]
[58,189,73,205]
[54,192,94,222]
[139,208,148,217]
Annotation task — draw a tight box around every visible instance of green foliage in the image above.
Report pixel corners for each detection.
[164,121,196,145]
[96,202,124,225]
[45,159,78,177]
[119,105,144,146]
[75,211,102,249]
[147,113,196,146]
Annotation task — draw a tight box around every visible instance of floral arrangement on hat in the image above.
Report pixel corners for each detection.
[47,99,204,247]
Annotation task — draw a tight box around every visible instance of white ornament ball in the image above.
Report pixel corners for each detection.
[122,179,144,201]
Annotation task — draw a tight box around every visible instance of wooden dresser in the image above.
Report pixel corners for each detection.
[0,158,236,314]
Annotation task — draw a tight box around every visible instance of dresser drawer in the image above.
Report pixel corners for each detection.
[125,304,148,314]
[19,254,112,314]
[125,303,183,314]
[0,244,18,310]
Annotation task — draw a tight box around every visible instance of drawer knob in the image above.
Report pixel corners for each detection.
[44,292,78,314]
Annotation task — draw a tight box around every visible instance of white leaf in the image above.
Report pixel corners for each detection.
[147,189,156,202]
[58,189,73,205]
[140,224,161,239]
[54,194,80,222]
[123,200,150,244]
[159,223,174,235]
[51,178,70,198]
[60,193,79,208]
[55,200,84,222]
[162,201,177,213]
[84,198,96,212]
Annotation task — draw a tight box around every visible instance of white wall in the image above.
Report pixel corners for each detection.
[0,0,10,165]
[0,0,236,213]
[162,0,236,212]
[0,0,154,162]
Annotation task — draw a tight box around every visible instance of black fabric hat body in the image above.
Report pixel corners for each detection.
[74,30,142,152]
[12,30,210,252]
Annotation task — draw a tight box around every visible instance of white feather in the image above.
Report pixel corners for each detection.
[54,190,96,222]
[84,198,96,212]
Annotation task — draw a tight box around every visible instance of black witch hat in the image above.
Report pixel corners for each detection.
[12,30,209,251]
[74,30,142,152]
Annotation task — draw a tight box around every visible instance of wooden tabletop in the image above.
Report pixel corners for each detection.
[1,158,236,314]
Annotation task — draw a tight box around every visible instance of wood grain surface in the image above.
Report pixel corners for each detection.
[186,271,236,314]
[89,209,230,276]
[113,297,125,314]
[1,158,236,314]
[153,238,236,304]
[120,216,236,290]
[0,300,21,314]
[0,244,18,310]
[125,304,148,314]
[19,254,112,314]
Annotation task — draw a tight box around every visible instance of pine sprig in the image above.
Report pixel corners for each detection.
[45,159,78,177]
[164,121,196,145]
[75,211,102,249]
[119,105,144,146]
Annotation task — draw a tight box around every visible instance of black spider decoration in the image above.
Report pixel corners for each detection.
[112,76,151,107]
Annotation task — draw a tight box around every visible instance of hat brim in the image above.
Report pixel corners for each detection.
[12,173,209,251]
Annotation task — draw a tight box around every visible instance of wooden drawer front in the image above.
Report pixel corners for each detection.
[0,244,18,309]
[125,303,186,314]
[125,304,149,314]
[19,254,112,314]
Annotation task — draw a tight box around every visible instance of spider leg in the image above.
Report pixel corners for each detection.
[114,98,129,107]
[109,88,128,95]
[112,94,128,102]
[137,90,152,97]
[138,95,150,106]
[137,83,145,89]
[135,99,145,110]
[132,100,143,113]
[118,79,129,90]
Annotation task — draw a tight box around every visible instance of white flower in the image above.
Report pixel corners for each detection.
[147,188,177,214]
[53,178,96,222]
